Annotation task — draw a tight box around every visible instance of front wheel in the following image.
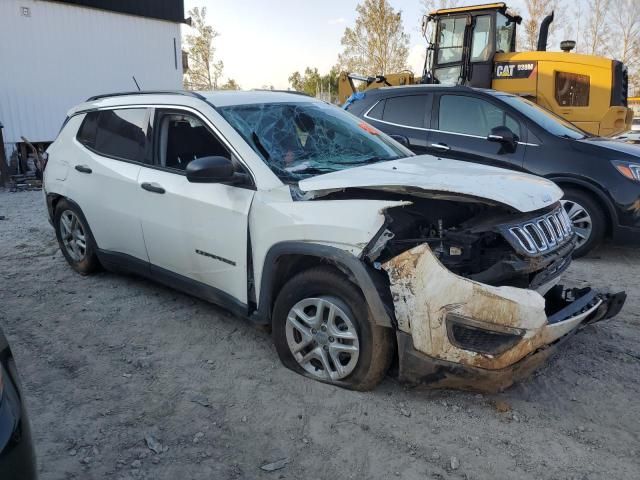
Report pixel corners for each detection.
[561,188,606,258]
[272,267,393,391]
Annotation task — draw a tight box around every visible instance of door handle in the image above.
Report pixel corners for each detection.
[74,165,92,174]
[430,143,451,152]
[141,182,165,194]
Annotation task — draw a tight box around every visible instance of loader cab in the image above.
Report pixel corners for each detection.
[425,2,520,88]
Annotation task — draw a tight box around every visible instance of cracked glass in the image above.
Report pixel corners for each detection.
[218,101,411,182]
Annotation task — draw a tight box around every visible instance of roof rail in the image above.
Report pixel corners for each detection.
[251,89,312,97]
[86,90,206,101]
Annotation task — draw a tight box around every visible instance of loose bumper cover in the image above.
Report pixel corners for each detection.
[383,244,626,392]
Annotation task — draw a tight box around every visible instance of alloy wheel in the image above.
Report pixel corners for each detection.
[561,199,593,249]
[285,296,360,381]
[59,210,87,262]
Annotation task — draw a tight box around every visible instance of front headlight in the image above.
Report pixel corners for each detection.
[612,160,640,182]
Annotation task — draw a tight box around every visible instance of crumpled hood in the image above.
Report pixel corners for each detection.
[298,156,562,213]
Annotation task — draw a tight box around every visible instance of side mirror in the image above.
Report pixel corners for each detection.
[186,156,235,183]
[487,126,518,151]
[389,134,410,148]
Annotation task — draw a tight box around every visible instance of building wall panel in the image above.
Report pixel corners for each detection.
[0,0,183,155]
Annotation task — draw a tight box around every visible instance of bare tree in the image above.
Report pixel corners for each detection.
[609,0,640,94]
[608,0,640,67]
[420,0,458,14]
[582,0,611,55]
[183,7,225,90]
[520,0,561,51]
[337,0,410,75]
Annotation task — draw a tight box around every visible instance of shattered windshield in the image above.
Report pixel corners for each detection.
[217,101,411,182]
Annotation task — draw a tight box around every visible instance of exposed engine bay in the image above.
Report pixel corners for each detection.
[321,189,576,292]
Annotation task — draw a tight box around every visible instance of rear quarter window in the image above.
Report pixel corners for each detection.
[76,112,99,148]
[365,100,385,120]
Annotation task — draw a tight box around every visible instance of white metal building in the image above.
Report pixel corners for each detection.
[0,0,186,163]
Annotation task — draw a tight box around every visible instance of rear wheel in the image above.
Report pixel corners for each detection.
[272,267,393,391]
[54,200,100,274]
[561,188,606,258]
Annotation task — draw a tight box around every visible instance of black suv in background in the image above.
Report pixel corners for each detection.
[346,85,640,257]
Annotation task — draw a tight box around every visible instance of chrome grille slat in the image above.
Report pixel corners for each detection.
[548,215,562,240]
[505,206,574,255]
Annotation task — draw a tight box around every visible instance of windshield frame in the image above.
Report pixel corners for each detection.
[217,100,413,183]
[497,94,590,139]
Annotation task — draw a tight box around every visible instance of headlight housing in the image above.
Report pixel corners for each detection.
[611,160,640,182]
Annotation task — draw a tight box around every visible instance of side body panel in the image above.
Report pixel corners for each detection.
[137,167,255,303]
[44,114,148,261]
[249,188,405,305]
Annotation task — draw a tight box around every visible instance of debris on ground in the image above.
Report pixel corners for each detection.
[493,400,512,413]
[260,458,290,472]
[191,394,212,408]
[145,434,164,454]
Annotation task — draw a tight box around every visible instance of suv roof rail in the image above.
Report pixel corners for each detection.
[251,89,312,97]
[86,90,206,101]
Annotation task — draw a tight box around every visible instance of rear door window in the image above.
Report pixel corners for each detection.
[381,95,429,128]
[77,108,149,163]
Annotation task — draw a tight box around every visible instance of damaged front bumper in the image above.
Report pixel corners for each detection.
[383,244,626,393]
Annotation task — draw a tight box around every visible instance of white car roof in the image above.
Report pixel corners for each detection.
[67,90,318,116]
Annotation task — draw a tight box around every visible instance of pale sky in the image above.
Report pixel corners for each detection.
[182,0,535,90]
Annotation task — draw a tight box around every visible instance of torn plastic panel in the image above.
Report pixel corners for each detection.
[381,242,626,391]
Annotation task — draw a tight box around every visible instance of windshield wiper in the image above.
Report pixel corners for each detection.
[345,155,401,165]
[287,166,336,176]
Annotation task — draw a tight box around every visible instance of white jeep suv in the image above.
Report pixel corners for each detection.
[43,91,626,392]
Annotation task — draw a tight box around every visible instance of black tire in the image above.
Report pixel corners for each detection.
[54,199,101,275]
[272,267,394,391]
[562,188,606,258]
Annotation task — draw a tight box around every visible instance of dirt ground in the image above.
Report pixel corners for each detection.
[1,189,639,480]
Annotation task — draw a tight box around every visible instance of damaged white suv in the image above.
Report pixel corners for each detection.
[43,91,626,392]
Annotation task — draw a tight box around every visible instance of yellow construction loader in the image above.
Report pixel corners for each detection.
[338,2,632,136]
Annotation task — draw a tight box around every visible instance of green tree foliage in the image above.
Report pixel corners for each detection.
[288,67,339,101]
[183,7,224,90]
[337,0,409,75]
[220,79,241,90]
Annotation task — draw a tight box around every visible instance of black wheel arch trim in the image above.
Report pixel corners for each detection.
[547,175,618,234]
[253,241,394,328]
[49,194,100,245]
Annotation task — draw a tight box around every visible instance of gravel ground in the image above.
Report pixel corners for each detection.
[1,189,639,480]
